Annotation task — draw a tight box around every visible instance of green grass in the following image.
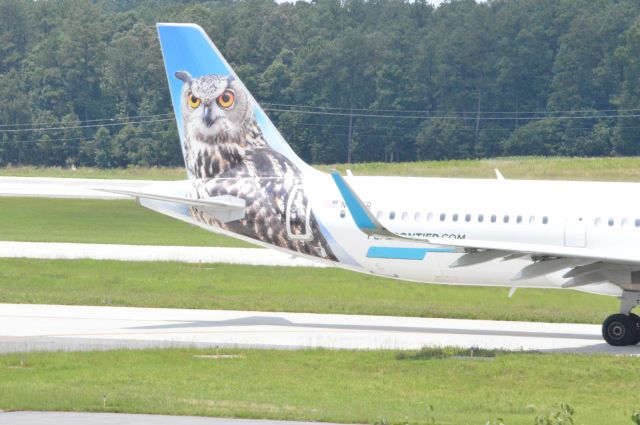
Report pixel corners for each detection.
[0,165,185,180]
[0,259,616,324]
[5,157,640,181]
[319,156,640,181]
[0,348,639,425]
[0,197,249,247]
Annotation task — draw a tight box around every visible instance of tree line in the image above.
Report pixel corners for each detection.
[1,0,640,167]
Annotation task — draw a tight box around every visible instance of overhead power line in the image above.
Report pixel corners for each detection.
[0,112,173,129]
[262,102,640,115]
[0,117,173,134]
[263,107,640,121]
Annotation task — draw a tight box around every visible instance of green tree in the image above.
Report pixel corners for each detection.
[416,118,474,160]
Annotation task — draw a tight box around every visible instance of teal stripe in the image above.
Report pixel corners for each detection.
[330,171,376,230]
[367,246,455,260]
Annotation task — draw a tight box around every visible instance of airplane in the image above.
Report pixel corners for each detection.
[101,23,640,347]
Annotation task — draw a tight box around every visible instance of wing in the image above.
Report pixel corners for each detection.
[331,171,639,288]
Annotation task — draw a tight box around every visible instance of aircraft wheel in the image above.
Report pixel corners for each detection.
[630,313,640,345]
[602,314,637,346]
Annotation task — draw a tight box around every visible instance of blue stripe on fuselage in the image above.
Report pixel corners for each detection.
[367,246,455,260]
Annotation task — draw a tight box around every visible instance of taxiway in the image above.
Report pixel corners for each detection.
[0,303,633,354]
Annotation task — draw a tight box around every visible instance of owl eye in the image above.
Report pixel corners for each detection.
[188,92,201,109]
[216,90,235,109]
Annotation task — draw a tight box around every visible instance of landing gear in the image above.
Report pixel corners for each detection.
[601,291,640,346]
[602,314,638,346]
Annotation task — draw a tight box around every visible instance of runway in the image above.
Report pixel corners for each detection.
[0,241,325,267]
[0,411,349,425]
[0,303,634,355]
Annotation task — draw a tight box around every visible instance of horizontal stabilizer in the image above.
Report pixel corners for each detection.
[95,188,246,223]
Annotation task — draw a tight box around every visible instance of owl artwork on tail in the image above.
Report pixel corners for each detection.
[175,71,337,261]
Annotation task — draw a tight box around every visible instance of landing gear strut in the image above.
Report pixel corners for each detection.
[602,291,640,346]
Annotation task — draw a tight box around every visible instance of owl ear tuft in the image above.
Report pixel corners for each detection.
[175,71,192,83]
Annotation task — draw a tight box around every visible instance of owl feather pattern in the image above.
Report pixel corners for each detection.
[176,71,337,261]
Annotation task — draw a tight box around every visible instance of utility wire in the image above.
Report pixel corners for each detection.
[0,112,173,129]
[263,107,640,120]
[0,118,173,134]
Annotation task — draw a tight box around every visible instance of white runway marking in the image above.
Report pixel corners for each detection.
[0,304,635,355]
[0,241,325,267]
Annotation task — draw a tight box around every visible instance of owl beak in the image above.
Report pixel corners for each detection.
[203,104,216,127]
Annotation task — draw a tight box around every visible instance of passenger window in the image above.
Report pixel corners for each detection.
[529,216,535,224]
[340,210,346,218]
[478,214,484,223]
[389,211,395,220]
[376,211,383,219]
[490,214,497,223]
[401,212,408,220]
[542,216,549,225]
[427,212,434,222]
[622,218,629,227]
[465,214,471,222]
[414,212,421,221]
[636,219,640,227]
[516,215,522,224]
[503,215,510,224]
[595,217,602,226]
[452,213,459,222]
[608,218,614,227]
[440,213,446,222]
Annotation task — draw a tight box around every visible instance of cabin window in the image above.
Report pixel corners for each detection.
[608,218,614,227]
[389,211,396,220]
[376,211,383,219]
[636,219,640,227]
[529,216,535,224]
[516,215,522,224]
[595,217,602,226]
[401,212,408,220]
[503,215,510,224]
[542,216,549,225]
[414,212,421,221]
[427,212,434,222]
[465,214,471,222]
[440,213,446,222]
[340,210,346,219]
[622,218,629,227]
[452,213,459,222]
[490,214,497,223]
[478,214,484,223]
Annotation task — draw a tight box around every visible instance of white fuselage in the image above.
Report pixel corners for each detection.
[302,172,640,298]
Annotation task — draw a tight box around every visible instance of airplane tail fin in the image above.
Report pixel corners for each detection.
[156,23,311,179]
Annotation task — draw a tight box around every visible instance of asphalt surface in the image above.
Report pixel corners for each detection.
[0,411,351,425]
[0,303,635,354]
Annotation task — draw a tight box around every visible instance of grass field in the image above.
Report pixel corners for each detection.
[4,157,640,181]
[0,197,249,247]
[1,348,639,425]
[0,258,617,324]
